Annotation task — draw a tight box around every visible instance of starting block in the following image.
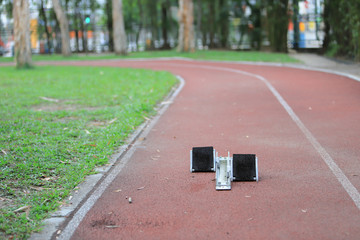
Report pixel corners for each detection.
[215,152,232,190]
[190,146,215,172]
[190,147,259,190]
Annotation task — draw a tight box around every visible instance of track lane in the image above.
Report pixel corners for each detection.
[45,59,360,239]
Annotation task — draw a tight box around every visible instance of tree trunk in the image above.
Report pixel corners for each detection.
[105,0,114,52]
[161,1,171,49]
[208,0,215,48]
[147,0,158,49]
[52,0,71,56]
[196,0,202,48]
[40,0,52,54]
[178,0,195,52]
[112,0,127,55]
[292,0,299,50]
[135,0,144,51]
[219,0,229,48]
[267,0,288,52]
[322,0,330,53]
[73,9,80,52]
[79,12,87,52]
[13,0,32,68]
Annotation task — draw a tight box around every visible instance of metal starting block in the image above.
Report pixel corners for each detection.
[190,147,259,191]
[215,152,232,190]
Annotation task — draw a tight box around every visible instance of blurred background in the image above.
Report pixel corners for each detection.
[0,0,359,60]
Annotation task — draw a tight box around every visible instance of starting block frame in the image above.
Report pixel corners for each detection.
[190,147,259,191]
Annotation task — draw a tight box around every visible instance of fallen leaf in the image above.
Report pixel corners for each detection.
[161,101,173,105]
[84,144,97,147]
[108,118,117,124]
[137,186,145,190]
[105,225,120,228]
[14,205,30,213]
[40,96,60,102]
[29,186,48,191]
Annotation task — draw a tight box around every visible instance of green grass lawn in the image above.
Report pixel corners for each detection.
[0,50,299,63]
[0,66,177,239]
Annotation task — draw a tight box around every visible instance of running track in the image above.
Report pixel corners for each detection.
[43,59,360,239]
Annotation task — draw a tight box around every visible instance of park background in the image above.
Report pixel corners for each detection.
[0,0,359,61]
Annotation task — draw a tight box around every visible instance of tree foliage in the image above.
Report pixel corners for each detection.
[266,0,289,52]
[3,0,359,58]
[323,0,360,60]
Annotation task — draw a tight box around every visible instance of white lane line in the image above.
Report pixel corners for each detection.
[58,76,185,240]
[161,62,360,210]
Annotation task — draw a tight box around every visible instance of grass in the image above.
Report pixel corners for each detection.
[0,50,299,63]
[0,66,177,239]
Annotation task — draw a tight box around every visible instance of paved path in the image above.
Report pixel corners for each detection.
[37,59,360,240]
[290,53,360,79]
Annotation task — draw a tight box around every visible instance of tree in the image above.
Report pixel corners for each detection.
[39,0,52,54]
[112,0,127,55]
[145,0,159,49]
[266,0,289,52]
[323,0,360,60]
[52,0,71,56]
[178,0,195,52]
[160,0,171,49]
[218,0,229,48]
[136,0,144,50]
[245,0,263,50]
[13,0,32,68]
[208,0,215,48]
[105,0,114,51]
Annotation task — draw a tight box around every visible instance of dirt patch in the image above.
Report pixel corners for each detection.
[0,197,14,209]
[87,120,107,127]
[32,104,102,112]
[55,116,80,123]
[33,104,78,112]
